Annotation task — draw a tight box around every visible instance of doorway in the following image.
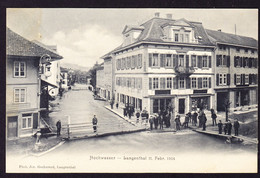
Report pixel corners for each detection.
[8,116,18,138]
[178,99,185,114]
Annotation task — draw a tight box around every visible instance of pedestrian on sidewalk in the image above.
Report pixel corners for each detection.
[234,119,240,136]
[123,106,127,117]
[201,113,207,131]
[159,114,163,130]
[56,120,61,136]
[136,110,140,123]
[92,115,98,133]
[128,106,132,119]
[227,120,232,135]
[210,109,217,126]
[184,113,189,128]
[188,112,192,123]
[175,115,181,131]
[154,114,159,129]
[217,120,223,134]
[192,111,198,126]
[149,115,154,130]
[224,121,228,135]
[116,103,119,109]
[110,100,114,109]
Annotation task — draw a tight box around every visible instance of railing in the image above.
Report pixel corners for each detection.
[175,66,195,74]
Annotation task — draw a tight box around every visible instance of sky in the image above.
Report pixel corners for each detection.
[7,8,258,68]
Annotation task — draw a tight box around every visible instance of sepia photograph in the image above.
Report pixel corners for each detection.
[5,8,258,173]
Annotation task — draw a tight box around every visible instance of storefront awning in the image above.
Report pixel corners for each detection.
[41,80,58,88]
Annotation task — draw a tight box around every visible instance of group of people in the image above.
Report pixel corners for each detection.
[123,104,135,119]
[217,119,240,136]
[148,108,173,130]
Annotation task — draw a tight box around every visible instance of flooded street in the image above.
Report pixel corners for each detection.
[6,85,257,173]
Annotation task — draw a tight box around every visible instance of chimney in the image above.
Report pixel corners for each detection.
[218,29,222,32]
[155,12,160,18]
[166,14,172,19]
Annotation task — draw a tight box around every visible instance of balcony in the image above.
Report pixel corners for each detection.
[174,66,195,75]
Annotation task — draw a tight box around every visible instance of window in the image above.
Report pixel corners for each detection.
[127,57,131,69]
[14,61,26,77]
[223,74,227,85]
[191,55,196,67]
[236,74,241,85]
[175,33,179,42]
[178,55,184,67]
[165,54,172,67]
[131,56,135,69]
[202,56,208,67]
[219,74,223,85]
[245,48,248,53]
[185,34,189,43]
[160,78,166,89]
[251,50,255,54]
[236,47,240,52]
[191,78,197,88]
[244,57,249,67]
[180,34,184,42]
[153,78,159,89]
[152,54,159,67]
[14,88,26,103]
[203,77,208,88]
[166,77,172,89]
[122,58,126,69]
[245,74,249,85]
[179,77,185,89]
[22,113,32,129]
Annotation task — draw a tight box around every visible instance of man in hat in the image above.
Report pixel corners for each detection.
[217,120,223,134]
[92,115,98,133]
[56,120,61,136]
[149,115,154,130]
[234,119,240,136]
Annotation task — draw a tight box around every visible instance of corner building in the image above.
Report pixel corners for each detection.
[107,13,217,116]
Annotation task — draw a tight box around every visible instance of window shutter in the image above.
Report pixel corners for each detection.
[256,74,258,83]
[186,77,190,89]
[249,58,252,68]
[149,54,152,67]
[234,56,237,67]
[116,59,119,70]
[227,74,230,85]
[160,54,165,67]
[149,78,152,89]
[256,58,258,68]
[173,77,178,89]
[175,55,179,67]
[140,54,143,68]
[243,57,246,67]
[227,56,230,67]
[216,74,219,86]
[216,55,220,67]
[234,74,236,85]
[208,56,212,68]
[242,74,245,85]
[186,55,189,67]
[198,78,202,88]
[249,74,252,84]
[198,56,202,68]
[240,57,243,67]
[208,77,211,88]
[172,54,176,68]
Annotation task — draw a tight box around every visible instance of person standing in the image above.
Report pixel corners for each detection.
[136,110,140,123]
[217,120,223,134]
[184,113,189,128]
[234,119,240,136]
[175,115,181,131]
[56,120,61,136]
[123,106,127,117]
[159,115,163,130]
[224,121,228,135]
[149,116,154,130]
[116,103,119,109]
[192,111,198,126]
[154,114,159,129]
[201,113,207,131]
[210,109,217,126]
[92,115,98,133]
[227,120,232,135]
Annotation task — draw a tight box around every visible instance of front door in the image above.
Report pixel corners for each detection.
[179,99,185,114]
[8,116,18,138]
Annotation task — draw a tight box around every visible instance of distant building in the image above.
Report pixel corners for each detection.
[6,28,62,139]
[96,63,105,98]
[206,29,258,112]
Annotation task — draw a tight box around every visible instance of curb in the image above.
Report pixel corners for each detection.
[29,140,66,157]
[64,128,147,141]
[104,106,137,126]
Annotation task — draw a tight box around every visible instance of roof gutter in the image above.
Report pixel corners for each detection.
[215,41,258,50]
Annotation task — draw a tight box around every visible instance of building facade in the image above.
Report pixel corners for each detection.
[206,29,258,112]
[6,28,62,139]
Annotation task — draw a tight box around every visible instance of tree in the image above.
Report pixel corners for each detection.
[89,68,97,88]
[223,99,232,122]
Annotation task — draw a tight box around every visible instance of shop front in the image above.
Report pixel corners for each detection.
[190,94,211,111]
[151,96,174,114]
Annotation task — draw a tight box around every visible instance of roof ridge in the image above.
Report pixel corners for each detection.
[205,28,257,40]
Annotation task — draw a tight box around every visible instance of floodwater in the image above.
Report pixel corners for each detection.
[6,84,258,173]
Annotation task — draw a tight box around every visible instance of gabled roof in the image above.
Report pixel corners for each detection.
[205,29,258,48]
[6,28,63,60]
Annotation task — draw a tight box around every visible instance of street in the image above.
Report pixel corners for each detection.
[6,85,257,172]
